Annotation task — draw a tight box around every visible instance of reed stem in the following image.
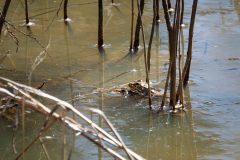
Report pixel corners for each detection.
[63,0,68,20]
[133,0,145,50]
[136,0,152,108]
[129,0,134,51]
[0,0,11,36]
[24,0,29,24]
[183,0,198,86]
[98,0,104,47]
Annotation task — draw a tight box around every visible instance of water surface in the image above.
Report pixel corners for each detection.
[0,0,240,159]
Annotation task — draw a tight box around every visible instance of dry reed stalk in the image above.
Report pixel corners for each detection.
[136,0,152,109]
[147,0,157,72]
[64,0,68,20]
[0,77,144,160]
[133,0,144,50]
[98,0,104,47]
[129,0,134,52]
[156,0,160,21]
[0,0,11,36]
[178,30,184,106]
[177,0,185,106]
[158,61,171,111]
[182,0,198,86]
[176,0,198,101]
[161,0,183,110]
[24,0,29,24]
[167,0,172,9]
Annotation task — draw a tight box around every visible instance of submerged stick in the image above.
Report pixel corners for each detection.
[16,116,58,160]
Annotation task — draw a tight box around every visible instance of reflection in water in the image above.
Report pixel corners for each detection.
[101,85,198,160]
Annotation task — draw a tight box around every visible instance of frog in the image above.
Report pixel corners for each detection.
[128,80,149,96]
[113,80,162,97]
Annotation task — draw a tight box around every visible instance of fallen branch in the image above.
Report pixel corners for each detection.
[0,77,144,160]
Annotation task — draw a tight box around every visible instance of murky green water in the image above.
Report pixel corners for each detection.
[1,0,240,159]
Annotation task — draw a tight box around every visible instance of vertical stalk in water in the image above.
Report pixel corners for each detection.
[156,0,160,22]
[0,0,11,36]
[147,0,156,72]
[180,0,184,25]
[136,0,152,108]
[129,0,134,52]
[172,0,182,109]
[159,61,171,111]
[178,28,184,106]
[63,0,68,20]
[24,0,29,24]
[183,0,198,86]
[167,0,172,9]
[133,0,145,50]
[161,0,182,110]
[176,0,185,103]
[98,0,104,47]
